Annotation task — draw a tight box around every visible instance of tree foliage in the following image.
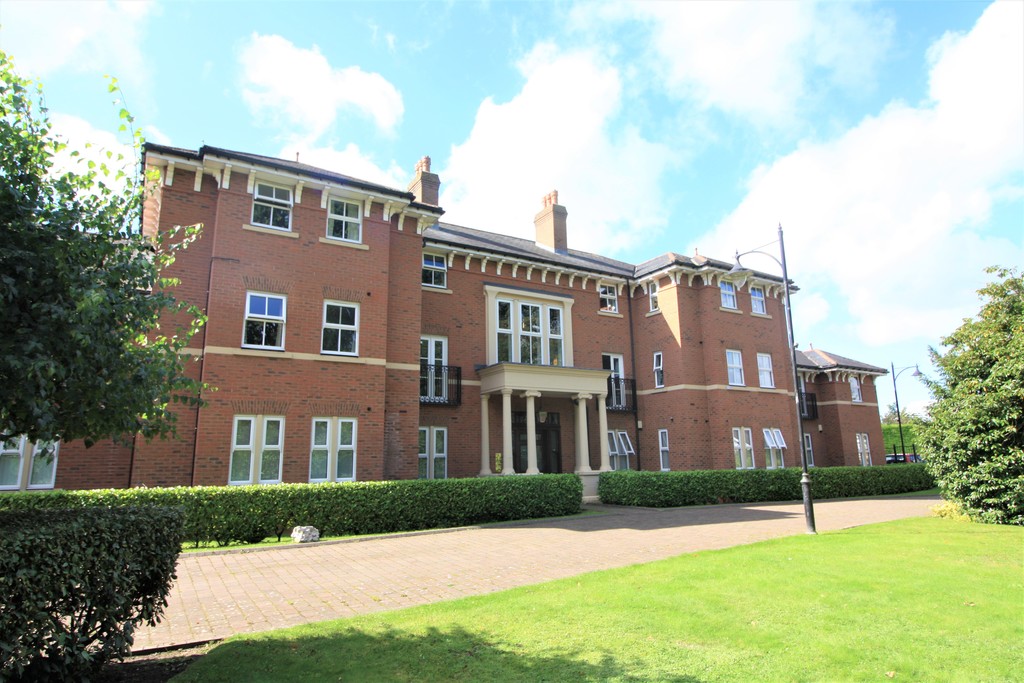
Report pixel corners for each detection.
[881,403,922,426]
[920,266,1024,525]
[0,51,204,446]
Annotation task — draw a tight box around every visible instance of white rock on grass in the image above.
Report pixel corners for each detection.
[290,526,320,543]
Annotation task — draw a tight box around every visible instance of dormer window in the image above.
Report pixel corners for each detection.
[252,182,293,231]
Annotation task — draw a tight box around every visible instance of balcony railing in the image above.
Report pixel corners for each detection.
[606,377,637,413]
[420,364,462,406]
[799,391,818,420]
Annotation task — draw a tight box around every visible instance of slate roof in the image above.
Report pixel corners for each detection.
[146,143,785,282]
[423,222,636,278]
[796,349,887,374]
[144,143,443,213]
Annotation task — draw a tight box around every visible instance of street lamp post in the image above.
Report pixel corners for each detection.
[890,363,921,459]
[731,224,816,535]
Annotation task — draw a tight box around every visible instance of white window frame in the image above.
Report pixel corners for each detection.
[251,182,293,231]
[803,433,815,467]
[321,300,359,356]
[1,437,59,491]
[850,376,863,403]
[599,284,618,313]
[494,297,567,366]
[856,433,872,466]
[309,418,358,483]
[420,336,449,402]
[229,416,285,485]
[658,429,670,471]
[603,353,626,409]
[720,281,737,309]
[727,349,745,386]
[326,197,362,243]
[243,292,286,350]
[653,351,664,388]
[0,437,25,490]
[649,281,660,312]
[607,430,635,471]
[422,253,447,288]
[733,427,755,469]
[418,426,448,480]
[757,353,775,388]
[763,428,786,469]
[548,307,564,366]
[28,441,58,489]
[750,286,767,314]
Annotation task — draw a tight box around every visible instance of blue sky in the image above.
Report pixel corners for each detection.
[3,0,1022,419]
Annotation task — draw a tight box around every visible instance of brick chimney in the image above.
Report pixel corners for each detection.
[407,156,440,206]
[534,190,568,253]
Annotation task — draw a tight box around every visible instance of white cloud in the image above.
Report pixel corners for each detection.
[694,0,1024,348]
[575,1,892,125]
[0,0,154,85]
[238,34,404,139]
[276,141,408,190]
[439,44,675,254]
[48,113,137,193]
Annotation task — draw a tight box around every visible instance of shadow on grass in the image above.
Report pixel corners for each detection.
[174,625,703,682]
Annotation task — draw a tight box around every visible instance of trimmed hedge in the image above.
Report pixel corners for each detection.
[0,474,582,547]
[0,506,183,681]
[598,465,935,507]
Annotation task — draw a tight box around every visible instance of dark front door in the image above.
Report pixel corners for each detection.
[512,412,561,474]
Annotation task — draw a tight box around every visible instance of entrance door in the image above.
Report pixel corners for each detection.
[512,412,561,474]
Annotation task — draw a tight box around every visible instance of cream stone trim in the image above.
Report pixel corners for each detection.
[636,383,791,396]
[815,400,880,408]
[598,310,624,319]
[318,237,369,250]
[384,362,421,371]
[719,306,743,315]
[645,309,662,318]
[200,346,387,365]
[242,224,299,238]
[422,285,453,294]
[751,312,773,319]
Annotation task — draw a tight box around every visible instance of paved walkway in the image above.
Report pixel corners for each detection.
[134,495,940,651]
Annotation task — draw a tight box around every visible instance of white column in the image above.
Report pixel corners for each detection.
[574,393,593,473]
[479,394,491,476]
[501,389,515,475]
[524,391,541,475]
[598,392,611,472]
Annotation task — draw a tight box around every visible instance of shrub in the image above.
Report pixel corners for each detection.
[0,506,184,681]
[0,475,582,548]
[598,465,934,508]
[919,267,1024,525]
[931,500,971,521]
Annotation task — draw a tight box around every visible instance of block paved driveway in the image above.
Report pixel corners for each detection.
[134,495,939,651]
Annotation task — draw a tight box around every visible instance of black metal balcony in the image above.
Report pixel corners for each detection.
[607,377,637,413]
[799,391,818,420]
[420,364,462,406]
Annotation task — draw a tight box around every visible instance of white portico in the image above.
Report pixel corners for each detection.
[477,362,612,477]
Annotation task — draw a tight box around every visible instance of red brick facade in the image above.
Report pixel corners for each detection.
[5,145,888,492]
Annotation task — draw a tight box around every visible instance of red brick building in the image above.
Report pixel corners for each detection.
[0,145,887,495]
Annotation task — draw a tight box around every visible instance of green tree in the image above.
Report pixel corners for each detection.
[0,51,204,446]
[920,266,1024,525]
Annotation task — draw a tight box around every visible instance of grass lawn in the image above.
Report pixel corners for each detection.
[172,516,1022,682]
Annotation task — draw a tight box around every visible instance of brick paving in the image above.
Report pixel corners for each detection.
[133,495,940,652]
